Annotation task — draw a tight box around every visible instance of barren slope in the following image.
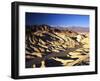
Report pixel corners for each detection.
[25,25,89,68]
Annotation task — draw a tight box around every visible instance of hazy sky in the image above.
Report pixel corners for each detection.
[26,12,89,27]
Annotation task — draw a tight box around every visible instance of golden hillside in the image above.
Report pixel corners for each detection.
[25,25,89,68]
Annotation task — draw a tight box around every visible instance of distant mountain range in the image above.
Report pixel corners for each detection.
[66,27,89,33]
[53,26,89,33]
[26,25,89,32]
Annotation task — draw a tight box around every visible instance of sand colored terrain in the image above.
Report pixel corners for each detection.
[64,33,90,66]
[25,25,90,68]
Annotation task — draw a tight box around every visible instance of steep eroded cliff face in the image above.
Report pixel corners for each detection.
[25,25,89,68]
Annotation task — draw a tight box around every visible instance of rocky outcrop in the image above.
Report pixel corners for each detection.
[25,24,89,68]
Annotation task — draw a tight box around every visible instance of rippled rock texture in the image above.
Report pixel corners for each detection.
[25,25,89,68]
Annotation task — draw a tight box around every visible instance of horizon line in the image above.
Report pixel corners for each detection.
[26,24,89,28]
